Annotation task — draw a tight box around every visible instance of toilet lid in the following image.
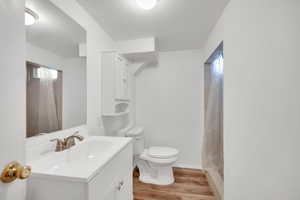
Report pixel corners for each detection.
[148,146,179,159]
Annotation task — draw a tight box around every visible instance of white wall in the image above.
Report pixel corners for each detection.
[0,1,26,200]
[136,50,204,169]
[62,57,87,129]
[26,43,64,68]
[203,10,225,63]
[117,37,156,54]
[204,0,300,199]
[26,43,87,130]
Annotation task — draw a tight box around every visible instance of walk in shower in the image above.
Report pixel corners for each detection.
[202,43,224,181]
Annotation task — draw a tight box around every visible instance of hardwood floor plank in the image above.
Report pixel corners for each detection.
[175,176,209,186]
[134,168,216,200]
[173,168,207,178]
[134,179,214,196]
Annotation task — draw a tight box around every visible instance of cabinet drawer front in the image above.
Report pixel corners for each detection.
[88,143,133,200]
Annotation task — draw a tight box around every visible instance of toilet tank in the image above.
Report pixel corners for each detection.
[126,127,145,155]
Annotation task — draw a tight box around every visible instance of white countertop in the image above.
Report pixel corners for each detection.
[28,136,132,182]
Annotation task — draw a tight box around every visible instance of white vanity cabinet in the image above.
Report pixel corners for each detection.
[27,137,133,200]
[101,51,130,116]
[88,144,133,200]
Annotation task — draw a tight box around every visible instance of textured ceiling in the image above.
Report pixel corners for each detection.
[26,0,86,57]
[76,0,229,51]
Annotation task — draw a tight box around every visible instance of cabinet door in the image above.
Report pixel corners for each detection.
[104,174,132,200]
[104,184,117,200]
[115,56,129,100]
[101,52,117,115]
[115,55,122,100]
[122,63,129,100]
[116,174,133,200]
[88,143,133,200]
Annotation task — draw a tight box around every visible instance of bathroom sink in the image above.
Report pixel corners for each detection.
[28,136,132,182]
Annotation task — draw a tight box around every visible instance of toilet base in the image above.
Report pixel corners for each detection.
[139,166,174,185]
[136,156,176,185]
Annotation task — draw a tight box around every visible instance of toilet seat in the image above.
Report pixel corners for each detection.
[140,147,179,164]
[148,146,179,159]
[140,151,178,164]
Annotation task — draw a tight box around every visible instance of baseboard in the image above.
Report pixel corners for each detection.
[205,168,224,200]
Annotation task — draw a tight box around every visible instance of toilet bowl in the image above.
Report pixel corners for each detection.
[125,127,179,185]
[137,146,179,185]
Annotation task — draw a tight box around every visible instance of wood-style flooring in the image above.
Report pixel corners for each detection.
[133,168,216,200]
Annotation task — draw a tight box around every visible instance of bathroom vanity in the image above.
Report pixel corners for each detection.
[27,136,133,200]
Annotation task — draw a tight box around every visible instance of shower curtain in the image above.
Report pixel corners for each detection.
[202,54,224,178]
[37,67,60,133]
[26,62,62,137]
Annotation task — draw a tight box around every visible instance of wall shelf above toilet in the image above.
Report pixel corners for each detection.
[116,37,157,63]
[101,51,131,116]
[102,102,130,117]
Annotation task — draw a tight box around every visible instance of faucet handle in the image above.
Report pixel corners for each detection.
[63,132,85,150]
[64,137,75,149]
[71,131,84,141]
[50,138,65,152]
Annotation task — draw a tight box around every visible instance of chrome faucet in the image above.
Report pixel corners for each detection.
[50,132,84,152]
[50,138,65,152]
[64,132,84,149]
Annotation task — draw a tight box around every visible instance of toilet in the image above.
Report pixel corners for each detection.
[126,127,179,185]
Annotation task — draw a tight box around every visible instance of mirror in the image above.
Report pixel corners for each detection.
[26,0,86,137]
